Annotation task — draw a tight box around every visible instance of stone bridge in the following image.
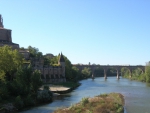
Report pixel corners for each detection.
[73,64,145,79]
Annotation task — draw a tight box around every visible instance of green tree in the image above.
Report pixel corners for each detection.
[28,46,43,59]
[81,67,91,78]
[9,65,43,97]
[121,67,130,78]
[0,45,23,81]
[145,65,150,83]
[72,66,80,81]
[63,56,72,81]
[31,70,43,93]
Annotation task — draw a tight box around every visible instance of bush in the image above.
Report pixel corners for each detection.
[14,96,24,110]
[81,97,89,106]
[0,83,9,100]
[24,95,35,107]
[37,90,52,102]
[44,85,49,90]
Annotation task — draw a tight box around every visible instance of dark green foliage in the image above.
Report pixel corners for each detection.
[0,82,9,99]
[37,89,53,102]
[31,70,43,93]
[94,67,104,77]
[0,46,51,111]
[72,66,80,81]
[1,65,43,110]
[63,56,73,81]
[44,55,59,66]
[24,95,35,107]
[14,96,24,110]
[28,46,43,59]
[44,85,49,90]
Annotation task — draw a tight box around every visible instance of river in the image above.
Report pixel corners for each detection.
[21,77,150,113]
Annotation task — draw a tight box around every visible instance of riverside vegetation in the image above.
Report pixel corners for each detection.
[54,93,124,113]
[121,66,150,83]
[0,45,93,112]
[0,46,55,112]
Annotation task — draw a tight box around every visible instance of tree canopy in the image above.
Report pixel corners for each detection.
[0,45,24,81]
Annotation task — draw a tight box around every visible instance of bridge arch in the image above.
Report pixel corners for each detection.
[72,64,145,79]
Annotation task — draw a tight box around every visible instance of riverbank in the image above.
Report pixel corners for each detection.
[10,82,81,113]
[42,81,81,94]
[54,93,124,113]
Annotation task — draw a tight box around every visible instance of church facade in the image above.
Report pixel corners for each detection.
[0,14,66,82]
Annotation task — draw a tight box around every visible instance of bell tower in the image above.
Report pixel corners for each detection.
[0,14,4,28]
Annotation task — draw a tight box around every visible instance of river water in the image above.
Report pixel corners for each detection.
[21,77,150,113]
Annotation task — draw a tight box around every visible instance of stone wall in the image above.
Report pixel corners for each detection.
[0,29,12,42]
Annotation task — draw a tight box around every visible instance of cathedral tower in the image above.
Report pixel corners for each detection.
[0,14,19,49]
[0,14,4,28]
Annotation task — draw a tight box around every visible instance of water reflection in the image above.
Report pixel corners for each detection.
[21,77,150,113]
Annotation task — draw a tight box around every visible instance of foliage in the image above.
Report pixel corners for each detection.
[145,65,150,83]
[72,66,80,81]
[94,67,104,77]
[37,89,53,102]
[121,67,150,83]
[0,45,23,81]
[44,55,61,66]
[14,96,24,110]
[54,93,124,113]
[8,65,43,97]
[81,67,91,78]
[31,70,43,93]
[63,55,73,81]
[121,67,130,78]
[28,46,43,59]
[0,82,9,99]
[0,70,5,83]
[52,81,80,88]
[0,64,44,110]
[24,94,35,107]
[81,97,89,106]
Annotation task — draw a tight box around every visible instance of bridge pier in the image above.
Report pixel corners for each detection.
[129,69,132,78]
[104,69,107,79]
[117,70,120,79]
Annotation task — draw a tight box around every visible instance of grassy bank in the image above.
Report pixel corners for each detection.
[54,93,124,113]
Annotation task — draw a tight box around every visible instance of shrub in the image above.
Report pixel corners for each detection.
[44,85,49,90]
[14,96,24,110]
[100,93,108,97]
[24,95,35,107]
[0,83,9,100]
[81,97,89,106]
[37,90,52,102]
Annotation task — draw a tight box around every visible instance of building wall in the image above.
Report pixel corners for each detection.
[33,59,66,82]
[34,66,66,82]
[0,43,19,49]
[0,29,12,42]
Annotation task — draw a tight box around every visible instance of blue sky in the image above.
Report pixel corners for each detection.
[0,0,150,65]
